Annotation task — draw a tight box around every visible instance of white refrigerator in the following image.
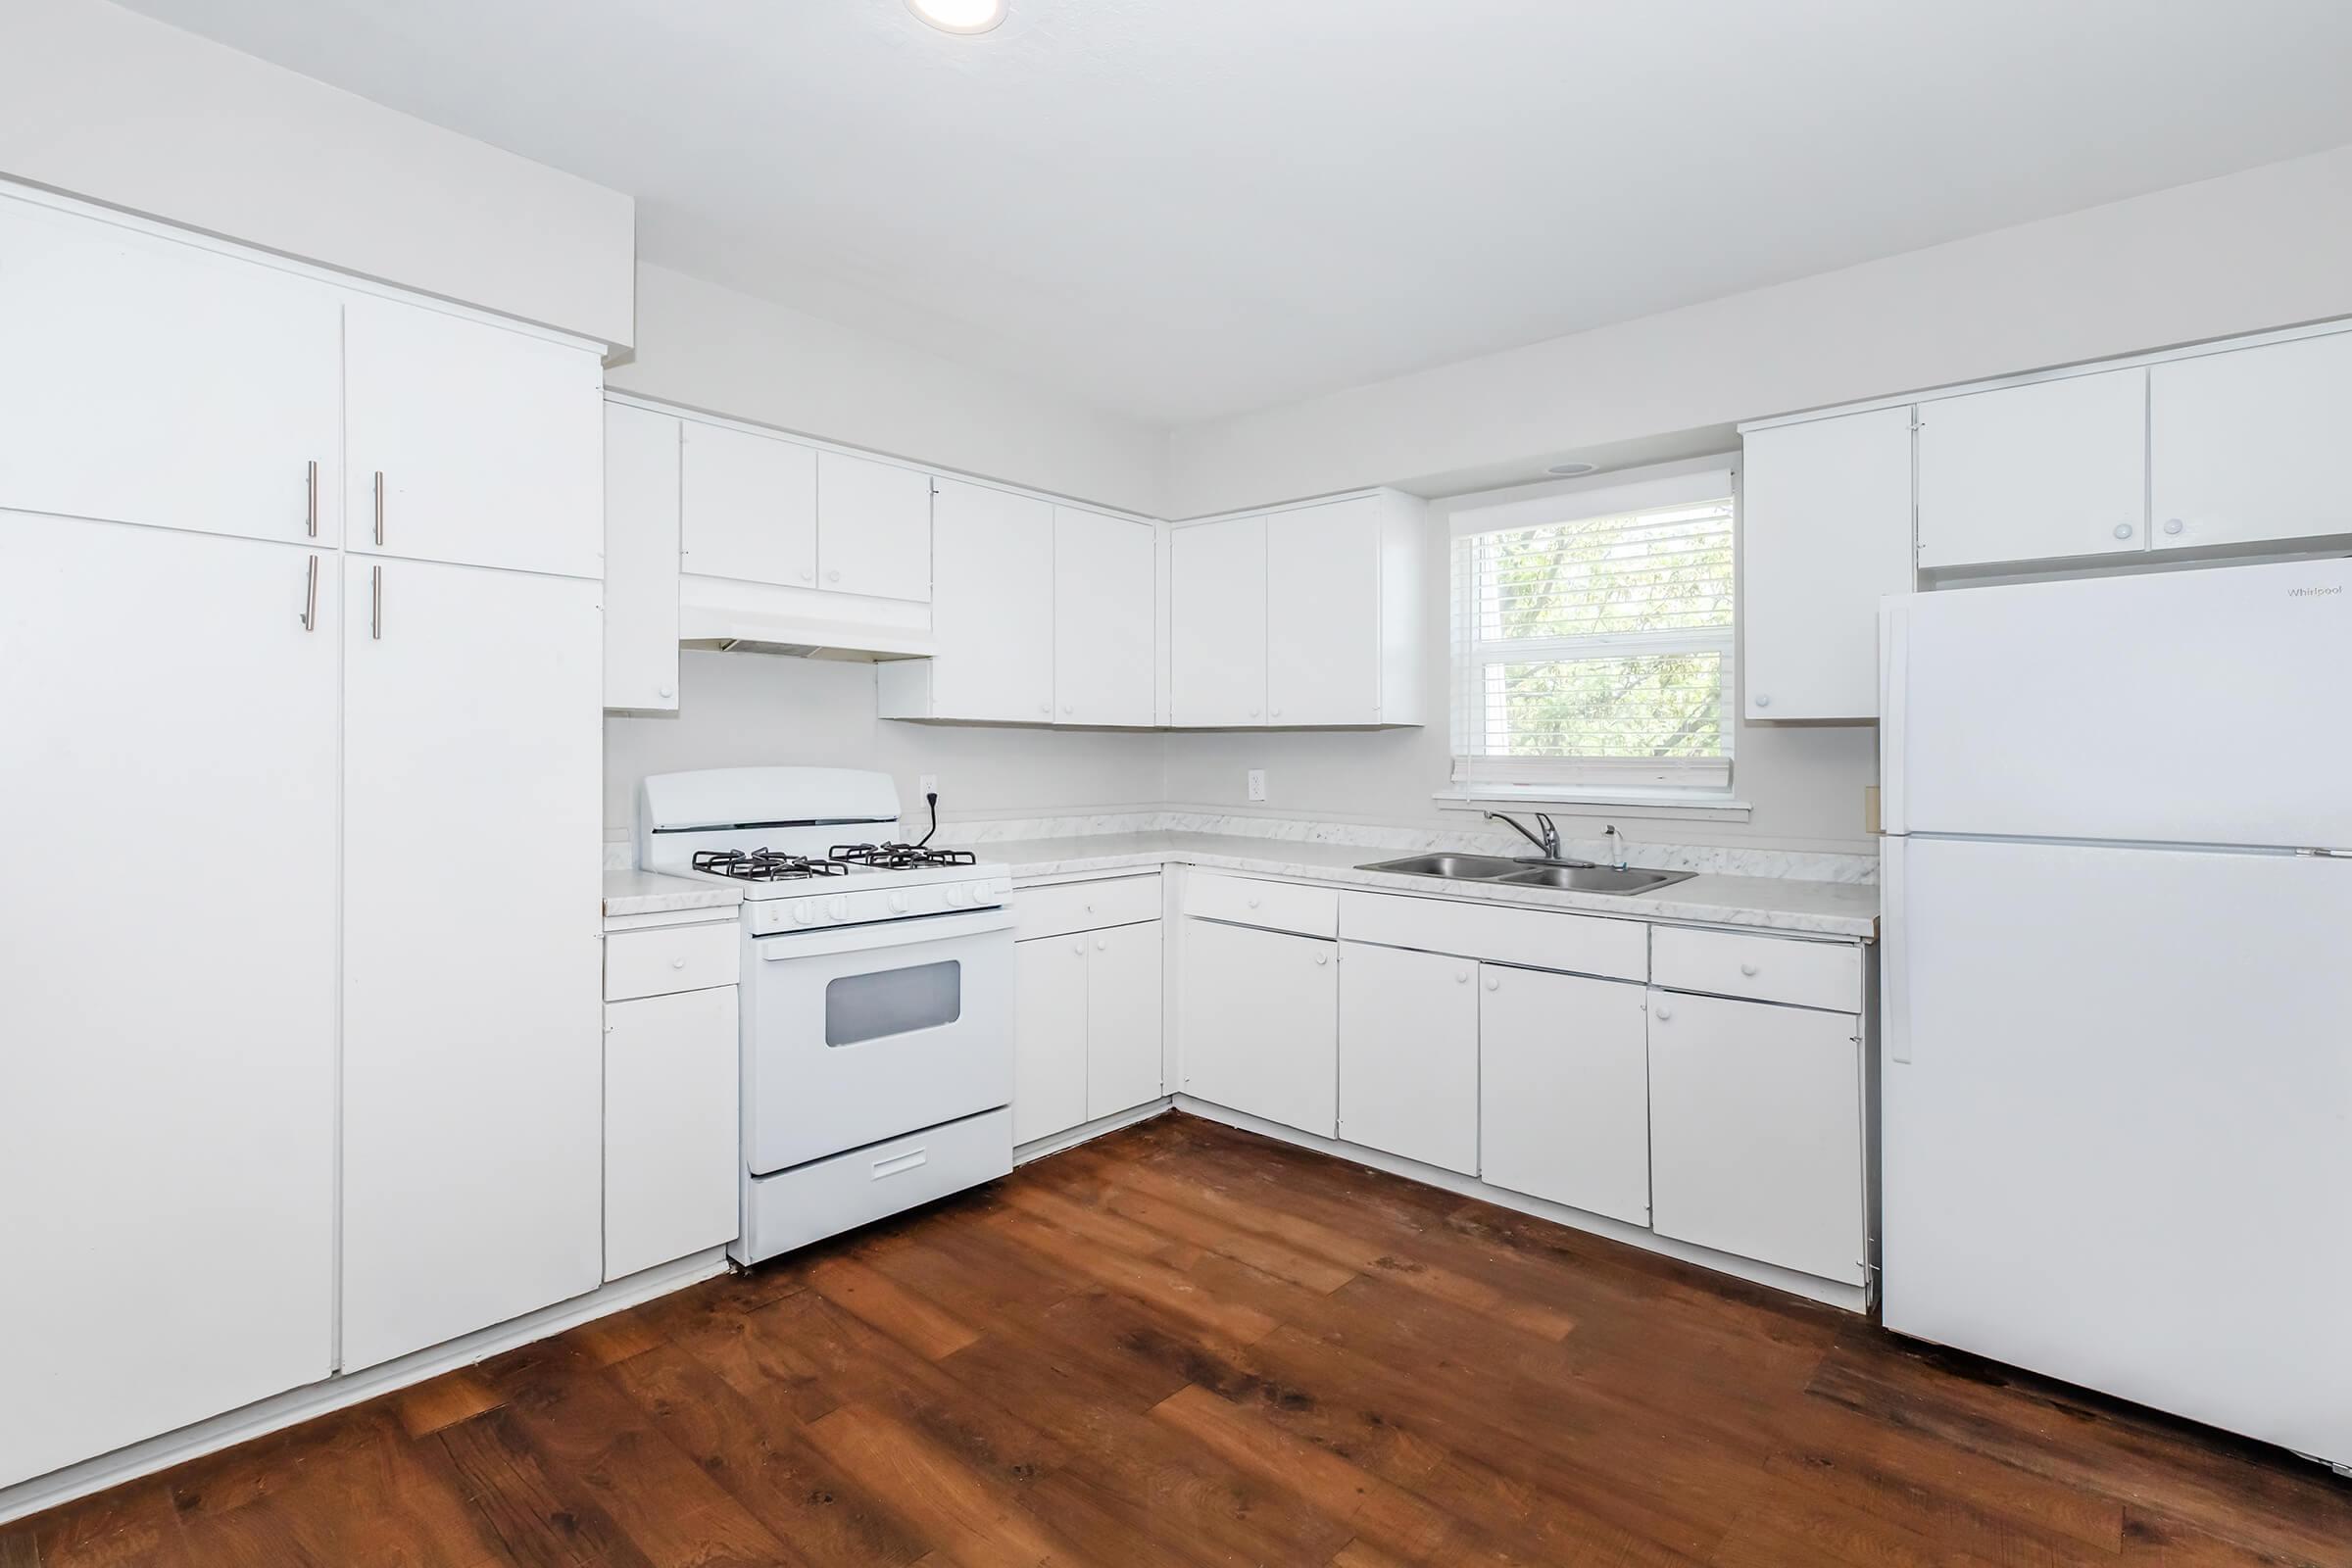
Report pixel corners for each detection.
[1880,558,2352,1473]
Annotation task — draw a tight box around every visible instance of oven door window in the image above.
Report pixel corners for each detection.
[824,959,963,1047]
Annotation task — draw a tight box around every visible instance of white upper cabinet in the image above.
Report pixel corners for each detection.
[0,515,339,1491]
[1168,514,1270,725]
[1740,407,1915,720]
[340,557,604,1372]
[931,480,1056,722]
[345,295,605,579]
[604,404,683,713]
[817,451,933,602]
[0,197,341,546]
[680,420,818,587]
[1267,498,1381,725]
[1915,368,2147,569]
[2151,331,2352,553]
[1054,507,1157,725]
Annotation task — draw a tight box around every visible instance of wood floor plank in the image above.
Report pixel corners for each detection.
[12,1114,2346,1568]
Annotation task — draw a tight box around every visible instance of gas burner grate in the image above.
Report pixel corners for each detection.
[692,849,851,881]
[828,842,979,871]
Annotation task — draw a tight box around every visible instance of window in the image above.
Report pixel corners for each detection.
[1450,466,1736,797]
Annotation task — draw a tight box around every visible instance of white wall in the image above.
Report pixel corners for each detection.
[614,265,1166,517]
[1164,144,2352,516]
[0,0,634,345]
[1158,484,1879,858]
[605,653,1165,839]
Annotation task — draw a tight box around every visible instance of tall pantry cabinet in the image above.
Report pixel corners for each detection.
[0,186,606,1489]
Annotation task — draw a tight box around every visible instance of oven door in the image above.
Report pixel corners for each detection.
[743,906,1013,1175]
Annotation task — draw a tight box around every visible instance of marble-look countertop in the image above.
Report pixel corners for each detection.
[602,869,742,919]
[987,832,1878,939]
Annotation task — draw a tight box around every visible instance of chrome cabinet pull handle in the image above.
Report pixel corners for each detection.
[300,554,318,632]
[371,565,383,640]
[305,460,319,538]
[373,470,386,546]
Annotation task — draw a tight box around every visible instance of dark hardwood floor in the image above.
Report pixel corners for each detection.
[8,1112,2348,1567]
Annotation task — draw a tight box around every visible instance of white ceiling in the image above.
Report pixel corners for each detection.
[120,0,2352,424]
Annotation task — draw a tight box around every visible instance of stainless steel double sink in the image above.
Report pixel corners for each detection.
[1354,853,1696,897]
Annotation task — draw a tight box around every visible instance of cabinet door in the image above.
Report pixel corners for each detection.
[932,479,1055,721]
[1054,508,1157,725]
[680,420,817,587]
[1168,516,1268,726]
[0,516,337,1489]
[341,558,604,1370]
[1014,936,1091,1146]
[1915,368,2146,568]
[345,295,605,578]
[604,404,682,711]
[605,985,741,1280]
[1740,408,1914,720]
[1479,965,1649,1225]
[0,198,341,546]
[817,451,933,602]
[1267,499,1381,725]
[1338,942,1478,1174]
[2151,332,2352,553]
[1178,919,1337,1136]
[1087,921,1165,1120]
[1647,991,1865,1283]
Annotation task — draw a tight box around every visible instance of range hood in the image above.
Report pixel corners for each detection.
[677,574,935,662]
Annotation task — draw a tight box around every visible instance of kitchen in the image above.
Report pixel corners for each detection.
[4,1,2350,1561]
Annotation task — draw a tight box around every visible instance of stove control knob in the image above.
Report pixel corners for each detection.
[968,881,995,905]
[827,897,851,921]
[793,904,820,926]
[944,885,970,907]
[889,892,911,913]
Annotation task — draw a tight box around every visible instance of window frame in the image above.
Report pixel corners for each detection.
[1446,462,1740,804]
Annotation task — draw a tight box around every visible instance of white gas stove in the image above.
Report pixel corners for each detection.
[636,767,1015,1265]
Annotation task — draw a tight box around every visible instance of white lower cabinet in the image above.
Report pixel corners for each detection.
[340,557,606,1371]
[604,982,741,1280]
[1178,918,1338,1137]
[1014,917,1165,1145]
[1646,991,1867,1285]
[1478,964,1651,1226]
[1337,942,1478,1175]
[0,515,340,1491]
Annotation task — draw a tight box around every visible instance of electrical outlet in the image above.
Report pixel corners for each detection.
[1247,769,1267,803]
[918,773,939,799]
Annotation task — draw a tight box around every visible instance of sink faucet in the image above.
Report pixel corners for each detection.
[1603,823,1630,872]
[1486,810,1561,861]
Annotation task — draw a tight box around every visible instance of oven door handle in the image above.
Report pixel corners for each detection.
[755,906,1012,959]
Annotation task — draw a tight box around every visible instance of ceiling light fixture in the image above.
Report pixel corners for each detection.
[908,0,1006,33]
[1545,462,1597,477]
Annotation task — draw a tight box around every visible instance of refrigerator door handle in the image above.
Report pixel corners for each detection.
[1883,835,1911,1064]
[1880,601,1910,836]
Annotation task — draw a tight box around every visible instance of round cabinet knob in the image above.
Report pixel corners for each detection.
[827,568,842,582]
[1072,941,1086,956]
[1249,708,1261,718]
[2113,523,2134,540]
[1096,938,1109,952]
[1653,1004,1674,1021]
[657,684,674,699]
[1312,952,1330,965]
[799,569,814,582]
[2164,517,2185,536]
[1484,975,1500,992]
[1454,969,1470,984]
[1039,703,1053,714]
[1752,693,1771,710]
[1270,708,1283,718]
[1062,704,1074,715]
[1246,895,1261,908]
[1084,904,1096,915]
[1739,961,1759,977]
[670,956,687,969]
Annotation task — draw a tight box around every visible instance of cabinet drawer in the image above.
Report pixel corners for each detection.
[605,919,740,1001]
[741,1107,1011,1262]
[1182,870,1339,938]
[1339,890,1645,982]
[1014,873,1162,940]
[1651,926,1859,1011]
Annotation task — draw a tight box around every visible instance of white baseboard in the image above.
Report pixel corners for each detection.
[1168,1097,1871,1314]
[1013,1099,1175,1165]
[0,1249,729,1529]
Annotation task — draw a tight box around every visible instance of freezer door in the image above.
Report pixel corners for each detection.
[1881,836,2352,1467]
[1881,559,2352,847]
